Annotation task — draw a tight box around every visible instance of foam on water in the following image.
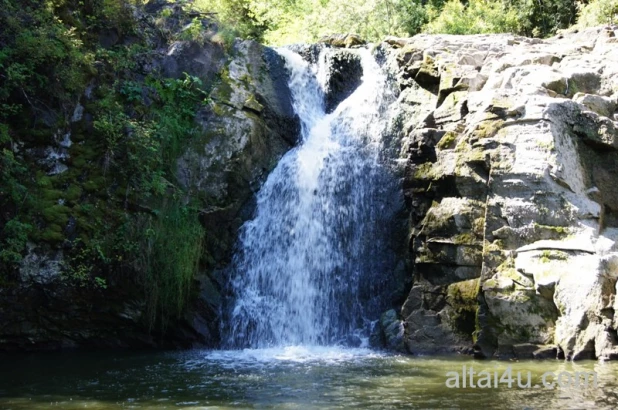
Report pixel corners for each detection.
[203,345,385,368]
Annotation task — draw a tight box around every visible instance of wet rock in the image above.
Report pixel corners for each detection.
[98,28,119,48]
[160,40,225,85]
[176,39,299,220]
[379,309,406,352]
[19,244,63,285]
[533,345,558,359]
[320,49,363,113]
[319,33,366,48]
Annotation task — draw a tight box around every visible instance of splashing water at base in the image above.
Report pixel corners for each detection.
[222,46,402,349]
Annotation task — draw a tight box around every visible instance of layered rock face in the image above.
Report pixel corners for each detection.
[381,27,618,360]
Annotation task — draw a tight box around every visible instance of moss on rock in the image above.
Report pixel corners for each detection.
[446,279,480,336]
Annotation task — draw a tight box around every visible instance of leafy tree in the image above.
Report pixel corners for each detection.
[424,0,522,35]
[578,0,618,27]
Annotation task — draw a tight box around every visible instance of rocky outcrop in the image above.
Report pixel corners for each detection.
[289,44,364,113]
[177,39,299,262]
[319,33,366,48]
[381,28,618,360]
[320,49,363,113]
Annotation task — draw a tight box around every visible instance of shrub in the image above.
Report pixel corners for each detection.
[578,0,618,27]
[131,203,205,329]
[0,219,32,265]
[424,0,522,35]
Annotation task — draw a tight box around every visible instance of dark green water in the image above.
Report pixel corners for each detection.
[1,347,617,409]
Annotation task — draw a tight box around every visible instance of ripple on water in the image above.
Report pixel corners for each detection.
[2,349,618,409]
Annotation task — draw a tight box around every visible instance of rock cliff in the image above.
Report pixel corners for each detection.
[379,27,618,360]
[0,4,298,350]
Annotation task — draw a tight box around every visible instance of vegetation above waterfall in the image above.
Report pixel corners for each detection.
[203,0,618,44]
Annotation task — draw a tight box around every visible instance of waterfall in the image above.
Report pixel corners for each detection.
[223,46,402,349]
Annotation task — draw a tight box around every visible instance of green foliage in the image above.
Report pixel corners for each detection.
[93,73,208,198]
[0,139,28,205]
[131,203,205,329]
[506,0,578,37]
[62,239,110,289]
[83,61,209,327]
[148,74,209,168]
[578,0,618,27]
[0,219,32,265]
[178,17,208,42]
[283,0,428,44]
[425,0,522,35]
[194,0,270,41]
[207,0,429,45]
[0,0,208,329]
[0,1,94,122]
[188,0,581,44]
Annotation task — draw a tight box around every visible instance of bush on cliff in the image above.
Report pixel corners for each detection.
[0,0,208,330]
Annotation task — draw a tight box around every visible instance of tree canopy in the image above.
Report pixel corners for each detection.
[194,0,616,44]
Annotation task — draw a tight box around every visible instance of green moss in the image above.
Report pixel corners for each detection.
[37,175,53,189]
[214,66,235,103]
[447,279,480,336]
[475,119,505,139]
[83,177,106,193]
[486,239,505,252]
[497,256,515,270]
[65,185,82,202]
[453,232,477,245]
[436,131,457,149]
[421,204,449,232]
[42,204,70,226]
[539,250,569,263]
[243,94,263,112]
[41,189,64,201]
[40,224,64,242]
[472,217,485,236]
[534,223,570,236]
[483,278,499,288]
[414,162,437,180]
[71,156,87,168]
[537,139,555,150]
[212,102,229,116]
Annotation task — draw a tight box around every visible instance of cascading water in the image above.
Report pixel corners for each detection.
[223,46,403,349]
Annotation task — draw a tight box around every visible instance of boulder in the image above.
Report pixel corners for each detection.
[319,33,366,48]
[319,49,363,113]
